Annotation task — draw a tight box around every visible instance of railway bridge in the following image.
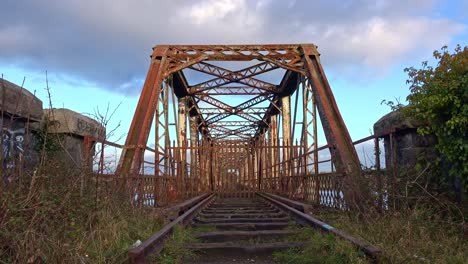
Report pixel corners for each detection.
[99,44,383,262]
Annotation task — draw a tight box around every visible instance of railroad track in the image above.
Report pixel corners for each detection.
[128,193,381,263]
[187,197,305,263]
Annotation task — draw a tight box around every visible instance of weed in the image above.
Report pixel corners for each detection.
[313,207,467,263]
[272,228,368,264]
[152,225,198,263]
[0,77,164,263]
[0,175,164,263]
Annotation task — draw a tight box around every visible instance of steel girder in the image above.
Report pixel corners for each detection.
[189,61,278,91]
[118,44,365,207]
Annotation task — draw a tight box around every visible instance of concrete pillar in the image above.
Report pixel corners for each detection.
[282,95,291,155]
[177,96,187,193]
[177,97,187,164]
[281,95,291,191]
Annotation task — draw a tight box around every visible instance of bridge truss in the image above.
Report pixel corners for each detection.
[116,44,367,208]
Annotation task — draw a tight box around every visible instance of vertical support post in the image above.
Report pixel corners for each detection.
[262,134,267,192]
[254,143,258,192]
[202,138,208,193]
[390,132,398,210]
[281,95,291,194]
[312,94,319,175]
[118,46,168,178]
[266,128,272,192]
[270,115,278,190]
[214,144,219,195]
[154,87,160,206]
[302,44,366,209]
[178,96,187,197]
[162,82,170,203]
[302,80,309,200]
[311,83,320,204]
[303,79,319,203]
[189,115,198,194]
[245,147,249,197]
[375,137,383,211]
[258,135,263,192]
[248,146,253,196]
[173,140,180,202]
[209,142,214,192]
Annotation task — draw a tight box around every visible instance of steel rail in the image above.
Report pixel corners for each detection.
[128,193,215,264]
[257,192,382,260]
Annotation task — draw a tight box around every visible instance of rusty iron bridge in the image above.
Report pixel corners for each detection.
[85,44,387,262]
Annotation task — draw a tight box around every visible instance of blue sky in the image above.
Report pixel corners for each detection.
[1,0,466,149]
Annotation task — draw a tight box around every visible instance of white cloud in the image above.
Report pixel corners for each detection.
[0,0,465,92]
[266,14,464,81]
[318,16,465,69]
[187,0,244,24]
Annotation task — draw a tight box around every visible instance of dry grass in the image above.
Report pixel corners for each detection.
[0,169,164,263]
[313,206,467,263]
[0,75,169,263]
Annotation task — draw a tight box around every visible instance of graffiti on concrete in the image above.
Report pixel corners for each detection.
[2,127,25,165]
[77,118,92,134]
[1,120,27,183]
[76,117,104,138]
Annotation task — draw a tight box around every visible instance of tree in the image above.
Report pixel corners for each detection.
[403,45,467,192]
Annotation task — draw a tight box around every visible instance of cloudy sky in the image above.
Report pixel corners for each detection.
[1,0,466,148]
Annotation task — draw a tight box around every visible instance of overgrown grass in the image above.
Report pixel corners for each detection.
[313,206,467,263]
[152,225,198,264]
[273,227,368,264]
[0,171,164,263]
[0,77,167,263]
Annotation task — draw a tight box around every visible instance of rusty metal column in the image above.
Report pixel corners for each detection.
[267,126,272,191]
[258,135,264,191]
[209,142,214,192]
[281,95,291,193]
[302,44,366,209]
[248,148,254,195]
[153,83,162,206]
[189,116,198,188]
[244,155,248,197]
[303,80,320,203]
[270,115,278,191]
[312,87,320,204]
[118,46,168,177]
[254,143,258,191]
[302,83,310,201]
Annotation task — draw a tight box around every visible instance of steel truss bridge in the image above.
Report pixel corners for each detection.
[79,44,389,262]
[105,44,373,209]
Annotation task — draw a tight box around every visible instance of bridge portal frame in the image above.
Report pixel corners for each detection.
[117,44,367,208]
